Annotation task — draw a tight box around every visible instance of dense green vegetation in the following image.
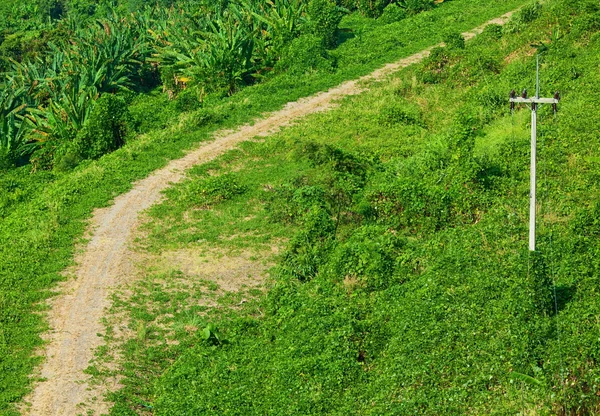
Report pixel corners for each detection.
[90,0,600,414]
[0,0,438,171]
[0,0,531,413]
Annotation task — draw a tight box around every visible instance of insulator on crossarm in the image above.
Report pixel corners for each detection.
[510,90,516,111]
[522,89,528,99]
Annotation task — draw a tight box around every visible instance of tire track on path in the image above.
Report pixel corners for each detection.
[23,10,516,415]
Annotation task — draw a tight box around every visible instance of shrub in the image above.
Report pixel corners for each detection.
[175,87,203,112]
[307,0,345,48]
[335,0,358,11]
[0,147,14,171]
[193,106,227,128]
[300,142,368,179]
[281,205,336,281]
[276,34,335,74]
[503,1,542,34]
[443,31,465,50]
[379,3,407,24]
[267,183,329,224]
[73,94,132,160]
[379,103,423,127]
[53,149,82,173]
[482,23,503,40]
[357,0,390,18]
[519,1,542,24]
[129,92,178,134]
[403,0,435,15]
[418,46,451,84]
[329,225,404,290]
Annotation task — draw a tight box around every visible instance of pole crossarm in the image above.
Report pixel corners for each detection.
[510,97,559,104]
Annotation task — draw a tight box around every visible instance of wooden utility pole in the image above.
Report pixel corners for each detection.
[509,56,560,252]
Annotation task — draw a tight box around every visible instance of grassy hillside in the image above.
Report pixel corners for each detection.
[0,1,531,414]
[95,0,600,414]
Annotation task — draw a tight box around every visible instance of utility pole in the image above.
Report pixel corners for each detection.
[509,56,560,252]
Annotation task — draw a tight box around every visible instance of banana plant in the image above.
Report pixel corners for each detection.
[151,3,260,93]
[61,18,149,93]
[0,80,30,155]
[247,0,307,66]
[0,108,28,154]
[202,10,257,93]
[26,76,97,143]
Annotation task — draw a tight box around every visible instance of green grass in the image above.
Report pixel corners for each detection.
[95,0,600,414]
[0,0,534,413]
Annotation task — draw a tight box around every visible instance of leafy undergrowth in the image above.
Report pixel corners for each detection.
[101,1,600,414]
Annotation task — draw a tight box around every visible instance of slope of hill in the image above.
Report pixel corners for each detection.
[0,1,531,414]
[92,0,600,414]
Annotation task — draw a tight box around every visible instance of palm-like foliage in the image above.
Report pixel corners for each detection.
[0,0,312,166]
[0,84,28,153]
[151,0,307,93]
[25,79,97,148]
[151,7,255,93]
[0,9,153,166]
[62,17,150,93]
[249,0,306,65]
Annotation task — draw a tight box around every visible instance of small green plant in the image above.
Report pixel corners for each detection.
[201,324,227,346]
[418,46,452,84]
[503,1,542,33]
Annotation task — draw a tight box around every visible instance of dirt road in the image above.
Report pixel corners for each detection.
[23,10,516,416]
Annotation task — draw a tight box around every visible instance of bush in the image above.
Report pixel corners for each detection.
[379,103,423,127]
[307,0,345,48]
[503,1,542,34]
[357,0,390,18]
[276,34,335,74]
[443,31,465,50]
[281,205,336,281]
[482,23,503,40]
[73,94,132,160]
[175,87,203,112]
[53,150,82,173]
[335,0,357,11]
[0,148,14,171]
[329,225,404,290]
[403,0,435,15]
[519,1,542,24]
[129,92,178,134]
[379,3,407,24]
[267,183,329,224]
[418,46,451,84]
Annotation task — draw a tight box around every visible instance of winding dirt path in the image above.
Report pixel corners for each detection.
[23,11,516,416]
